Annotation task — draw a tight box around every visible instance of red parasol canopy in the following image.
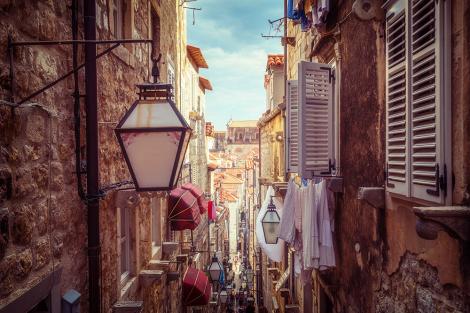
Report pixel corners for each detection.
[168,187,200,231]
[182,183,208,214]
[182,267,211,306]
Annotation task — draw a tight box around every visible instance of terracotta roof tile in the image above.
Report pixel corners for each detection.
[266,54,284,69]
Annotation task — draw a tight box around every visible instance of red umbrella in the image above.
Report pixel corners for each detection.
[182,267,211,306]
[168,187,200,231]
[182,183,208,214]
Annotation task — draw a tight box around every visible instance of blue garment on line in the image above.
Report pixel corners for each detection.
[287,0,301,20]
[219,269,225,285]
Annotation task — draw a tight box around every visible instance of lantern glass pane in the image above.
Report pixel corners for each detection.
[262,210,280,244]
[174,131,191,183]
[209,260,222,281]
[120,131,182,188]
[122,100,184,128]
[219,290,228,303]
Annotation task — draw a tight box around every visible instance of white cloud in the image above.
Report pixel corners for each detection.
[187,0,283,129]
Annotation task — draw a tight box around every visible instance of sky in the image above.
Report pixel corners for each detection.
[186,0,283,130]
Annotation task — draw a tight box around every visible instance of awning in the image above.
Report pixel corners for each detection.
[168,187,201,231]
[199,76,213,91]
[182,183,208,214]
[187,45,209,69]
[183,267,211,306]
[208,201,216,221]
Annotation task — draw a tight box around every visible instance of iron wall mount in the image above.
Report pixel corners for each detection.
[357,187,385,210]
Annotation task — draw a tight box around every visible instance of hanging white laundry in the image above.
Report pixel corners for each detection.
[294,182,302,232]
[317,180,336,270]
[302,181,320,269]
[279,179,296,244]
[294,251,302,276]
[256,186,284,262]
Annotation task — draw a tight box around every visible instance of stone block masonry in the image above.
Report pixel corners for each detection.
[0,0,184,312]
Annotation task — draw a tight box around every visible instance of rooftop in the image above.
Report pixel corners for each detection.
[267,54,284,69]
[227,120,258,128]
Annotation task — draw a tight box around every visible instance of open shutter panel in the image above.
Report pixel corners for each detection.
[410,0,444,203]
[385,4,409,196]
[286,80,299,173]
[298,61,334,179]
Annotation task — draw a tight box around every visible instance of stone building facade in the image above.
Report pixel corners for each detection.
[255,0,470,313]
[211,131,227,152]
[0,1,211,313]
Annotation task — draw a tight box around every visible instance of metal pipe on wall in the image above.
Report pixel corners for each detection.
[84,0,101,312]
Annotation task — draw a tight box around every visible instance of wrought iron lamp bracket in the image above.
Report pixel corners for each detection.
[7,36,152,106]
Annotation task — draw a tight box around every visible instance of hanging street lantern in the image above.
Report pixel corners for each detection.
[115,83,191,191]
[261,196,281,244]
[208,255,223,283]
[219,289,228,304]
[246,266,254,284]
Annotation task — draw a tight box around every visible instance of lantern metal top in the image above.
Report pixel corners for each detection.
[267,196,276,211]
[136,82,173,100]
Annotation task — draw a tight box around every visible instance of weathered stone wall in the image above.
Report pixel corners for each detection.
[1,0,186,312]
[95,0,184,312]
[376,252,467,313]
[0,0,88,309]
[259,113,284,182]
[330,1,386,311]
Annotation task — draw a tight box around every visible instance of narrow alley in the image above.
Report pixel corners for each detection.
[0,1,469,313]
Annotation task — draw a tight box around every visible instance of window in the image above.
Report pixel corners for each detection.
[385,0,451,204]
[151,197,162,257]
[112,0,124,38]
[119,206,130,284]
[286,80,299,173]
[167,61,175,87]
[151,10,161,60]
[288,61,335,178]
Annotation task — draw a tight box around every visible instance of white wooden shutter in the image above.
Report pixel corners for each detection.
[385,2,409,195]
[286,80,299,173]
[410,0,446,203]
[298,61,334,179]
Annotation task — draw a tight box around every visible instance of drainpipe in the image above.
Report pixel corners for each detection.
[84,0,101,312]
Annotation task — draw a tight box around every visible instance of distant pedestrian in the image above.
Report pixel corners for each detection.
[245,303,255,313]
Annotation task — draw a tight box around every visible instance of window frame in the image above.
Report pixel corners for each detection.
[119,205,131,285]
[384,0,452,204]
[151,197,162,259]
[112,0,124,39]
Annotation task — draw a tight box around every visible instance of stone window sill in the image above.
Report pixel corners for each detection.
[151,245,162,260]
[120,276,138,300]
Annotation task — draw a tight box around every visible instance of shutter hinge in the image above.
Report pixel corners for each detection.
[439,164,448,198]
[319,159,335,176]
[426,164,447,197]
[426,164,440,196]
[320,66,334,83]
